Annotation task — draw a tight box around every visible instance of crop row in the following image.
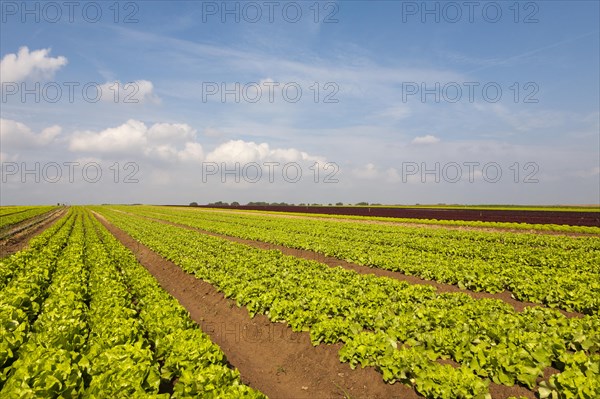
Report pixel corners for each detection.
[0,209,76,391]
[113,206,600,314]
[0,208,73,290]
[0,208,264,398]
[96,207,600,399]
[88,212,265,398]
[0,206,58,230]
[2,209,87,396]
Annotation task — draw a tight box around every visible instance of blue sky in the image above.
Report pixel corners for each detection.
[1,1,599,205]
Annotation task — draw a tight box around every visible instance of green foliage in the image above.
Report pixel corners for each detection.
[1,347,86,398]
[0,305,29,371]
[0,206,58,230]
[114,205,600,314]
[0,208,264,398]
[172,366,264,398]
[90,212,264,397]
[94,205,600,398]
[340,331,397,368]
[85,342,161,398]
[539,352,600,399]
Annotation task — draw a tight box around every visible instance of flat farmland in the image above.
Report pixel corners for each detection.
[5,1,599,398]
[193,205,600,229]
[1,205,598,398]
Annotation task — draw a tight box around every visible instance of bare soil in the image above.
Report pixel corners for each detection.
[0,208,67,258]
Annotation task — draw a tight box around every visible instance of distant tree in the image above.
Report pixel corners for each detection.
[231,201,240,206]
[335,202,343,206]
[356,202,369,206]
[189,202,198,207]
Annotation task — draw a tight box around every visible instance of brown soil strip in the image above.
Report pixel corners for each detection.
[93,212,422,399]
[490,382,536,399]
[0,208,67,257]
[119,210,583,318]
[198,208,598,238]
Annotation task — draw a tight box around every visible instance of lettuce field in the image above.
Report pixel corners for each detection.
[0,205,598,399]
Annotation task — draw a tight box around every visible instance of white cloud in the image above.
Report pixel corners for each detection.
[68,119,202,163]
[178,142,205,162]
[0,118,61,150]
[205,140,322,164]
[206,140,268,163]
[67,121,322,167]
[148,122,195,142]
[270,147,317,162]
[0,47,67,83]
[144,144,178,162]
[97,80,160,104]
[411,135,440,145]
[69,119,148,153]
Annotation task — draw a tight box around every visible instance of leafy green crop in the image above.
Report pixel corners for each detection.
[112,205,600,314]
[0,208,265,398]
[88,211,265,398]
[539,352,600,398]
[0,206,58,230]
[95,206,600,398]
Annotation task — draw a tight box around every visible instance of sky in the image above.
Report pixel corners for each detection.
[1,0,599,205]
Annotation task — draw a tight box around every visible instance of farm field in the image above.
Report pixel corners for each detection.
[0,206,66,258]
[1,205,599,398]
[4,1,599,398]
[191,205,600,229]
[0,206,58,230]
[0,207,264,398]
[189,207,600,235]
[109,205,600,314]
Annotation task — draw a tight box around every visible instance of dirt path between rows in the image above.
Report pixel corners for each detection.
[94,212,537,399]
[118,210,583,318]
[0,208,67,258]
[196,208,598,238]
